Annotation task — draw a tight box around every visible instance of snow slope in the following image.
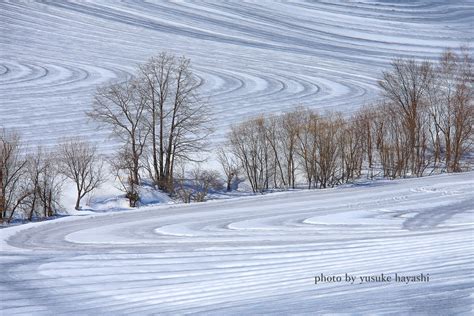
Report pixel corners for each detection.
[1,1,473,149]
[1,172,473,314]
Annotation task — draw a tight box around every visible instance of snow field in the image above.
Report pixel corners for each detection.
[1,172,473,314]
[1,1,473,149]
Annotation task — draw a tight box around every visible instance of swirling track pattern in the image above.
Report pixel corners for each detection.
[1,172,473,314]
[1,1,473,148]
[1,3,474,314]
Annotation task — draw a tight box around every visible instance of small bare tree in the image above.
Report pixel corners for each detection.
[279,110,302,189]
[353,106,377,178]
[58,138,105,210]
[26,148,62,219]
[217,147,239,191]
[110,148,140,207]
[339,116,364,182]
[296,110,319,189]
[315,113,343,188]
[229,116,273,193]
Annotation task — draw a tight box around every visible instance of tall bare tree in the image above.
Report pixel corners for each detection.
[138,53,213,192]
[88,78,149,205]
[138,53,174,188]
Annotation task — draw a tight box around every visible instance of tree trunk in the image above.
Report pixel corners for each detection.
[75,191,82,210]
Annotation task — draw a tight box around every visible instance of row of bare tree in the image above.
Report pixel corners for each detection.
[222,48,473,192]
[88,52,212,206]
[222,110,361,192]
[0,133,104,222]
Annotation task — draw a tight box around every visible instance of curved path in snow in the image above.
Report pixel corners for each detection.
[1,1,473,148]
[1,173,473,314]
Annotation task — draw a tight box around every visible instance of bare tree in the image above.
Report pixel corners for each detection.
[378,58,434,176]
[430,47,474,172]
[58,138,105,210]
[89,78,149,190]
[339,116,364,182]
[110,149,140,207]
[26,148,62,219]
[373,103,411,178]
[264,115,287,188]
[229,117,273,193]
[217,147,239,191]
[296,110,319,189]
[315,113,343,188]
[279,111,301,189]
[0,129,29,222]
[138,53,213,192]
[138,52,175,188]
[353,106,377,178]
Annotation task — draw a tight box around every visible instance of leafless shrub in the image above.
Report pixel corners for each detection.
[190,168,223,202]
[174,165,222,203]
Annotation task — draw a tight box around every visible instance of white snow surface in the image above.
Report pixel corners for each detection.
[1,2,474,314]
[1,1,473,150]
[1,172,473,314]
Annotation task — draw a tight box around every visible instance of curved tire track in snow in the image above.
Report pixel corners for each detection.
[1,173,473,314]
[1,1,473,148]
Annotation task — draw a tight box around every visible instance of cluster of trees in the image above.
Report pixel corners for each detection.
[89,52,212,206]
[1,51,215,221]
[1,48,472,220]
[374,47,472,177]
[222,48,473,192]
[223,109,363,192]
[0,133,104,223]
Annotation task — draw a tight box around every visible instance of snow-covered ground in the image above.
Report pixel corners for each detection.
[2,1,474,314]
[1,172,473,314]
[1,1,473,150]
